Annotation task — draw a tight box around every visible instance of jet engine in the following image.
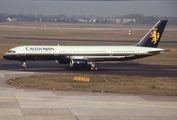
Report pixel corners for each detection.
[70,59,88,68]
[57,58,70,64]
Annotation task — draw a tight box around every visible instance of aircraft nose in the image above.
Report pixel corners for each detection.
[3,54,10,60]
[3,55,7,59]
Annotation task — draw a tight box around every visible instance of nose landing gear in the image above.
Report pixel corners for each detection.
[21,61,27,70]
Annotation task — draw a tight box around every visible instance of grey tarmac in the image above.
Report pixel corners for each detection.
[0,59,177,77]
[0,59,177,120]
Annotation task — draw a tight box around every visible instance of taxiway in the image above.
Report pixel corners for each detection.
[0,59,177,77]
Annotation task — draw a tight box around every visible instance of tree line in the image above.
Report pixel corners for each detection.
[0,13,176,25]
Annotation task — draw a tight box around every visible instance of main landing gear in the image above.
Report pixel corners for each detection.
[19,60,98,71]
[21,61,27,70]
[90,66,98,71]
[89,61,98,71]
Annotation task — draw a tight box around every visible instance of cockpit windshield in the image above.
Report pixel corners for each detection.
[7,50,16,53]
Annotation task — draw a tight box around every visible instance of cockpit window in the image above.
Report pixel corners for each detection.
[8,50,16,53]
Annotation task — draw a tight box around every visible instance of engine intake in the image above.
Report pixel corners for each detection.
[70,59,88,68]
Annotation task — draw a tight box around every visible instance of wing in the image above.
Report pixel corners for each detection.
[70,56,133,61]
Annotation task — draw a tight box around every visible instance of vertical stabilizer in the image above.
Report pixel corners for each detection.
[136,20,168,48]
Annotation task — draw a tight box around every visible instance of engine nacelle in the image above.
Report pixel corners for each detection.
[70,59,88,68]
[57,58,70,64]
[57,60,70,64]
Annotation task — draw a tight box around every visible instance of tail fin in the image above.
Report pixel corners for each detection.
[135,20,168,48]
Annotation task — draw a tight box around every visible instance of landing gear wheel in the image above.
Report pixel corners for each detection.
[90,66,98,71]
[21,61,27,70]
[94,66,98,71]
[23,66,27,70]
[91,67,94,71]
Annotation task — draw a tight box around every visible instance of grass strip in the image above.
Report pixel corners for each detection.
[7,74,177,96]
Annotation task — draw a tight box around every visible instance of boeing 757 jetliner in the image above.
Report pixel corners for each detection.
[3,20,168,70]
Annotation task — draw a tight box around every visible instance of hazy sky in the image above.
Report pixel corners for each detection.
[0,0,177,17]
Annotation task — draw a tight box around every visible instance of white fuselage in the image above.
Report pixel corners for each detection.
[3,45,164,61]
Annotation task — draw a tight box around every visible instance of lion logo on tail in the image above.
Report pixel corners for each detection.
[150,28,160,44]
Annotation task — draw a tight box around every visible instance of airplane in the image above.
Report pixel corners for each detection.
[3,20,168,70]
